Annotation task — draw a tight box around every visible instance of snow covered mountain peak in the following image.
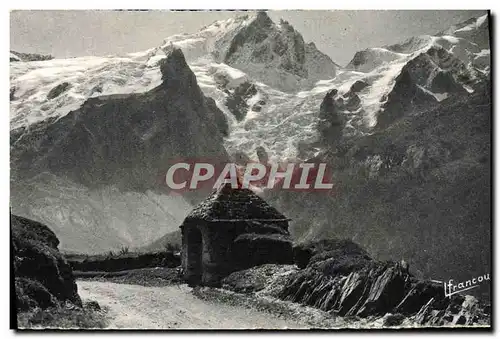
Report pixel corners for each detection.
[159,11,338,92]
[338,15,489,130]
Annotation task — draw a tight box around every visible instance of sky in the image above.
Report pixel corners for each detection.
[10,10,487,66]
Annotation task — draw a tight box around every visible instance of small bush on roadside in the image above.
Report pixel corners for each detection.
[119,246,130,255]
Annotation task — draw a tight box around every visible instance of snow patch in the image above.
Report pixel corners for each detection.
[417,85,448,102]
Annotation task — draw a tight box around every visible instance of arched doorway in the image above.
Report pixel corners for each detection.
[185,225,203,286]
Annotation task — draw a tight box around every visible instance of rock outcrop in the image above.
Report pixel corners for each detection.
[225,81,258,121]
[317,89,347,146]
[377,45,480,129]
[12,214,82,311]
[222,239,490,327]
[283,240,489,325]
[376,67,437,129]
[47,82,71,100]
[10,50,54,62]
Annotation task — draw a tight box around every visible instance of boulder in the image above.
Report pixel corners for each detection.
[317,89,346,146]
[349,80,369,93]
[12,214,82,311]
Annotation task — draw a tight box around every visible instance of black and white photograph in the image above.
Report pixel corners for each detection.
[8,7,492,331]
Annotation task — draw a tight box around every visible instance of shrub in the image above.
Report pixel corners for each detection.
[165,243,180,252]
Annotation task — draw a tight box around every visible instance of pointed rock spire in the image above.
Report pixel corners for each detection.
[159,47,201,99]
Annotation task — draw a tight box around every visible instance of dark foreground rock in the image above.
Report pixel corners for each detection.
[11,214,82,311]
[223,239,490,327]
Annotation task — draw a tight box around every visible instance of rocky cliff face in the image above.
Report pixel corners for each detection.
[317,89,348,145]
[376,45,483,129]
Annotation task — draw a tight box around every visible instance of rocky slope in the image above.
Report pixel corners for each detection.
[222,240,490,327]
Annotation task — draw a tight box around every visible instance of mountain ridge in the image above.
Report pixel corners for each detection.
[10,11,491,271]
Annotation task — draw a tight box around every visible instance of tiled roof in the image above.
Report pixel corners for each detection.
[184,183,288,222]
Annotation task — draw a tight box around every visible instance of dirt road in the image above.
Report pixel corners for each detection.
[77,280,308,329]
